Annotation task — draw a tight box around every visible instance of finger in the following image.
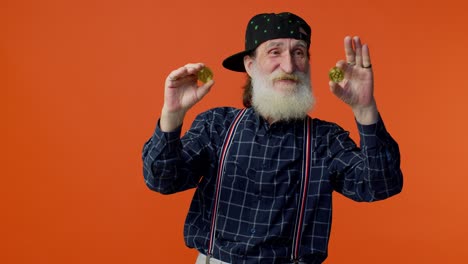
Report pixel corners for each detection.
[344,36,355,65]
[167,63,205,81]
[184,62,205,75]
[336,60,355,76]
[167,67,186,82]
[362,44,372,68]
[166,71,197,90]
[353,36,363,67]
[336,60,347,69]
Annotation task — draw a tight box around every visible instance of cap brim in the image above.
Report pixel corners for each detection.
[222,50,251,72]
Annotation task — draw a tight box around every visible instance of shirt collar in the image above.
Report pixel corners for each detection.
[247,107,308,132]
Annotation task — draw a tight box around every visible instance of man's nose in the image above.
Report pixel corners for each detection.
[280,53,295,73]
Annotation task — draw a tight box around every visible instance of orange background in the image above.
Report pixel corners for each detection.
[3,0,468,263]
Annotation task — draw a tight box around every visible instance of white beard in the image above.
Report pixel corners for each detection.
[251,63,315,122]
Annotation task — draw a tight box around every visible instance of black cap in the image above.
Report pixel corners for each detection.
[222,12,311,72]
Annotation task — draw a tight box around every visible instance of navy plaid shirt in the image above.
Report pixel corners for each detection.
[142,107,403,264]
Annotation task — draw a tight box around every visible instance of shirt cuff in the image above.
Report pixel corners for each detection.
[153,119,183,152]
[356,114,389,148]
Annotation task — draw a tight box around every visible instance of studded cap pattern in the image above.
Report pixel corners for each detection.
[222,12,311,72]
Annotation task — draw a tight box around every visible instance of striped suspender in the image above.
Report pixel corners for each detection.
[207,108,247,262]
[291,116,312,263]
[206,110,312,264]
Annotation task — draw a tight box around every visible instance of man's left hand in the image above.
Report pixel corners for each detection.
[329,36,378,124]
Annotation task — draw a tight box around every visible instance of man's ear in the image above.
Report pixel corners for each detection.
[244,55,254,77]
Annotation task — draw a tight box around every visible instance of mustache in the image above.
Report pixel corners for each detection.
[272,73,300,83]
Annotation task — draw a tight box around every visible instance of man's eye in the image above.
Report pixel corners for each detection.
[293,50,305,57]
[268,49,280,55]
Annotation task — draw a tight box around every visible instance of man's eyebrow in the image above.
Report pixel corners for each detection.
[293,41,307,48]
[265,41,308,49]
[266,41,284,48]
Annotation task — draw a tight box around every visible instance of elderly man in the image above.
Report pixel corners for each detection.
[142,12,403,264]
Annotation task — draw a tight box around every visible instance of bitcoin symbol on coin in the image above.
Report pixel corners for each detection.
[328,67,344,83]
[197,67,213,83]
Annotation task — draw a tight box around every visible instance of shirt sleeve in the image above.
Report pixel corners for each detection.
[328,114,403,202]
[142,112,215,195]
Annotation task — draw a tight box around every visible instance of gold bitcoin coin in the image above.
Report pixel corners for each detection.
[328,67,344,83]
[197,66,213,83]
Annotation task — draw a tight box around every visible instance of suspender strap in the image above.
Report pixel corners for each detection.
[291,117,312,262]
[206,110,313,263]
[207,108,247,259]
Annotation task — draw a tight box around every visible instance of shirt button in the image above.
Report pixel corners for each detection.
[250,228,256,234]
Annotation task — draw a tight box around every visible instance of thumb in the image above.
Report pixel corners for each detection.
[329,80,344,99]
[196,79,215,101]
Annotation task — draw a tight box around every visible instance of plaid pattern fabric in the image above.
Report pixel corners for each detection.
[142,107,403,264]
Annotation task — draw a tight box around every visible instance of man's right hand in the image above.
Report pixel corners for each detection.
[160,63,214,132]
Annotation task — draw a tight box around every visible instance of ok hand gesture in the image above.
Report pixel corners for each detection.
[329,36,378,124]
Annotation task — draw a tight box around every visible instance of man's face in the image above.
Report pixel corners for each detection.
[245,38,310,95]
[244,38,315,122]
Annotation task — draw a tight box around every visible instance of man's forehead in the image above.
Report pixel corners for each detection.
[263,39,308,48]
